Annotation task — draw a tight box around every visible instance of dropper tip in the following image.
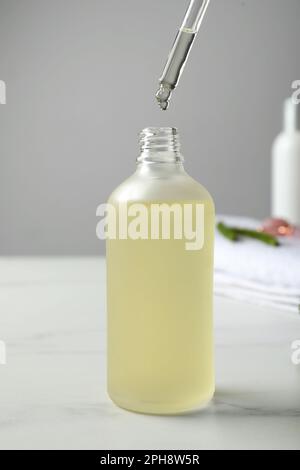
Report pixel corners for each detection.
[156,83,172,111]
[158,100,169,111]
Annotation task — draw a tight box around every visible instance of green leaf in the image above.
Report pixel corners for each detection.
[217,222,239,242]
[232,227,280,246]
[217,222,280,247]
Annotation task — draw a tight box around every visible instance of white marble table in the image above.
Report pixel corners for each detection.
[0,257,299,450]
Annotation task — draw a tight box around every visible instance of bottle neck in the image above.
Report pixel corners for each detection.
[137,127,184,165]
[284,98,300,133]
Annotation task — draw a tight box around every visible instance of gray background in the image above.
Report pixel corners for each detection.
[0,0,299,255]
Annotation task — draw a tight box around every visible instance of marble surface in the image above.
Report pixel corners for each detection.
[0,257,299,450]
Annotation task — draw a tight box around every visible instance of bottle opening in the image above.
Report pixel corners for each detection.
[138,127,182,163]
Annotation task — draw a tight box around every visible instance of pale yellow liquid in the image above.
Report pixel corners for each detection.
[107,200,215,414]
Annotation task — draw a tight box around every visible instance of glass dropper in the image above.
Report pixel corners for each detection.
[156,0,210,111]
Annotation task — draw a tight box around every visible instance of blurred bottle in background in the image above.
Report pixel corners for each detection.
[272,99,300,225]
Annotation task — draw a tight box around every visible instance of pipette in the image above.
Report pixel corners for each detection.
[156,0,210,110]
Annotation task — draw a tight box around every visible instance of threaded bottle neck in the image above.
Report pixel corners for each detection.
[138,127,183,163]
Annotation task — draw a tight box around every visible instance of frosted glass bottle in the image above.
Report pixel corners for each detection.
[107,127,215,414]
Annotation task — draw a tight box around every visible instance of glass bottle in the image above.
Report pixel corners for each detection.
[107,127,215,414]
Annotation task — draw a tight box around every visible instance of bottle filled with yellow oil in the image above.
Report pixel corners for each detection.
[107,127,215,414]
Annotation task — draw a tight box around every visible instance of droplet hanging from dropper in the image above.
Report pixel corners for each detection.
[156,83,173,110]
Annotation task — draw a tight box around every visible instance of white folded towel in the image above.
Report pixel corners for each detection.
[214,216,300,314]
